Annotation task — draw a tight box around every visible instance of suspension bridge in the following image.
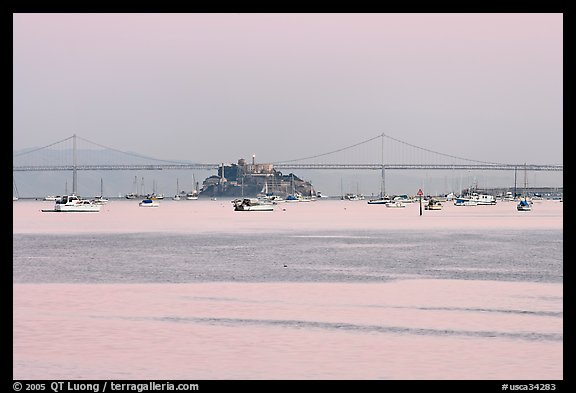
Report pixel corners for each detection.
[13,133,563,172]
[13,133,562,197]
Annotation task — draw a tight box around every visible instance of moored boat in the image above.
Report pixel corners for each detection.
[517,166,532,211]
[343,193,365,201]
[232,198,274,211]
[469,192,497,205]
[42,195,101,212]
[92,178,109,204]
[424,199,443,210]
[173,178,182,200]
[92,196,109,205]
[367,196,391,205]
[503,191,515,201]
[186,192,199,200]
[187,175,200,200]
[139,198,160,207]
[517,199,531,211]
[454,197,478,206]
[285,194,301,203]
[285,193,315,202]
[392,194,415,203]
[260,194,285,204]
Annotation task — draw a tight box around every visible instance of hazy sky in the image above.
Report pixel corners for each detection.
[13,13,562,166]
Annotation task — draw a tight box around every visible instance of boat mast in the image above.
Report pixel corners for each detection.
[513,166,517,198]
[13,176,19,198]
[192,173,197,194]
[523,163,528,198]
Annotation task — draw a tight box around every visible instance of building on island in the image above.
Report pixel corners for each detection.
[200,156,314,198]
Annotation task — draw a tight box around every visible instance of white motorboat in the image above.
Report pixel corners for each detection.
[503,191,515,201]
[469,192,497,205]
[392,194,415,203]
[186,192,199,200]
[343,193,365,201]
[259,195,285,204]
[386,201,406,208]
[367,197,391,205]
[92,196,109,205]
[42,195,101,212]
[454,197,478,206]
[285,193,315,203]
[232,198,274,211]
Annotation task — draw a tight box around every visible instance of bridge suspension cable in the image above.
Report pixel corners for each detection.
[75,135,195,165]
[381,133,503,165]
[272,132,509,165]
[13,135,75,157]
[271,134,383,164]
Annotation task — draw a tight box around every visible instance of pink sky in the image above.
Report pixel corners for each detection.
[13,13,562,163]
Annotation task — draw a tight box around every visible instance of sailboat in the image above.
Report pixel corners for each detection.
[13,177,19,201]
[148,180,164,200]
[368,164,389,204]
[92,178,109,205]
[173,178,181,200]
[125,176,138,199]
[517,199,531,211]
[517,164,532,211]
[186,174,199,200]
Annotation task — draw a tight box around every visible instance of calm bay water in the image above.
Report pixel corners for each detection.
[13,199,563,380]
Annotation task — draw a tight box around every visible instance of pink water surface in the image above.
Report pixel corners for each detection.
[13,198,563,234]
[13,280,562,380]
[13,199,563,379]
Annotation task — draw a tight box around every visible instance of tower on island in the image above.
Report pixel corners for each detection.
[199,157,314,198]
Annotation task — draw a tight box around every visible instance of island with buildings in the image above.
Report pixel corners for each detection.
[199,157,314,198]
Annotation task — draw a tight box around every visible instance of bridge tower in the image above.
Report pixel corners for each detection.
[72,134,77,195]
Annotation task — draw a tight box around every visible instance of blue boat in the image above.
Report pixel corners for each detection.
[517,199,531,211]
